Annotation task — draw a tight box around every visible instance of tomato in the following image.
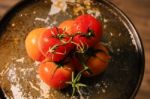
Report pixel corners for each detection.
[38,27,74,62]
[38,62,73,89]
[59,20,75,35]
[25,28,47,61]
[85,52,110,77]
[74,43,111,77]
[72,14,103,52]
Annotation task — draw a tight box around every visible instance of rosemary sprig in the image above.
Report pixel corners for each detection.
[66,67,88,96]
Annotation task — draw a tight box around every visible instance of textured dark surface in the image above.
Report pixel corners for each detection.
[0,0,149,99]
[111,1,150,99]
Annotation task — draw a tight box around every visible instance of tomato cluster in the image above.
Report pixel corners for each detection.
[25,14,111,90]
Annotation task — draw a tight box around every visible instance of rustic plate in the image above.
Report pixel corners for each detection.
[0,0,144,99]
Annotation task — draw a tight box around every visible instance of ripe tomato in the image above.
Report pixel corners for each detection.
[59,20,75,35]
[38,62,73,89]
[72,14,103,52]
[74,43,111,77]
[25,28,47,61]
[38,27,74,62]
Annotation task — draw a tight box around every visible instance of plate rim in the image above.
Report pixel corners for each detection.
[101,0,145,98]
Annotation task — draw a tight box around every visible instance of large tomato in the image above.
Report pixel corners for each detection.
[25,28,47,61]
[38,27,74,62]
[38,62,73,89]
[73,43,111,77]
[59,20,75,35]
[72,14,103,52]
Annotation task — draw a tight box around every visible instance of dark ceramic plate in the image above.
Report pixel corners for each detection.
[0,0,144,99]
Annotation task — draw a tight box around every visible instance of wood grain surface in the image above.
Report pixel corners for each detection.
[0,0,149,99]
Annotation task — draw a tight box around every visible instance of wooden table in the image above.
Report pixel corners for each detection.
[0,0,150,99]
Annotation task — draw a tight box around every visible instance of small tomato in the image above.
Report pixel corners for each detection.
[38,27,74,62]
[25,28,47,61]
[72,14,103,48]
[38,62,73,89]
[74,43,111,77]
[59,20,75,35]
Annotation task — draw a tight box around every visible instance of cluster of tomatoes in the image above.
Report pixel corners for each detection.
[25,14,111,90]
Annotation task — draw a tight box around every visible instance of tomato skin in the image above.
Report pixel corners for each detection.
[85,52,110,77]
[38,62,73,89]
[72,34,89,52]
[25,28,46,61]
[74,43,111,77]
[38,27,74,62]
[59,20,75,35]
[73,14,103,47]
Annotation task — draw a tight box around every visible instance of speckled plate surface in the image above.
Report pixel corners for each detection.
[0,0,144,99]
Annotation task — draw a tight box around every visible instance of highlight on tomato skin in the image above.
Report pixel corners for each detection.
[38,62,73,89]
[25,28,47,61]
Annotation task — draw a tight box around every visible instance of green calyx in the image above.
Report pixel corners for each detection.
[74,29,95,38]
[85,29,95,38]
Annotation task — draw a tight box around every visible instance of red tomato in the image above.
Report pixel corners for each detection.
[73,43,111,77]
[72,14,103,52]
[38,62,73,89]
[59,20,75,35]
[38,27,74,62]
[25,28,46,61]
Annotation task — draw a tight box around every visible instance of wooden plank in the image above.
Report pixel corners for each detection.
[0,0,20,18]
[0,0,20,6]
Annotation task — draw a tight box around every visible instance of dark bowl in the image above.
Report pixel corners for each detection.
[0,0,144,99]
